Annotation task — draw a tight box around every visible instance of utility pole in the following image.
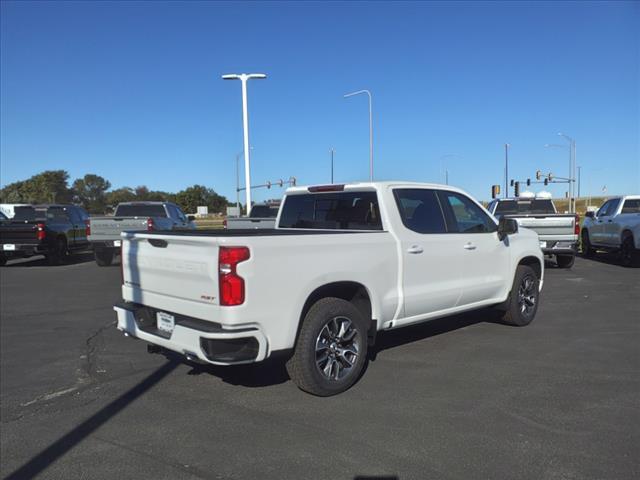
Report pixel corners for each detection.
[330,148,335,184]
[504,143,510,198]
[344,90,373,181]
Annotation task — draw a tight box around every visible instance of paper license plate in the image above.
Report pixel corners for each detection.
[157,311,175,333]
[2,244,16,251]
[113,240,122,247]
[539,241,547,248]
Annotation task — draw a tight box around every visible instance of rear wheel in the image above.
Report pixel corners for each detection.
[556,254,575,269]
[499,265,540,327]
[94,249,114,266]
[620,235,640,268]
[286,297,368,396]
[46,237,68,265]
[581,229,595,257]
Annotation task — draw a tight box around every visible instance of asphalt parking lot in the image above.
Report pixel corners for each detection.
[1,253,638,480]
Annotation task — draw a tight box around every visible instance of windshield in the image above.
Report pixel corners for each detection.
[494,199,556,216]
[115,204,167,217]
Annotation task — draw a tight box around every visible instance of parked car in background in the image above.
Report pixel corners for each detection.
[581,195,640,267]
[487,192,579,268]
[88,201,195,266]
[224,202,280,229]
[0,204,90,265]
[114,182,544,396]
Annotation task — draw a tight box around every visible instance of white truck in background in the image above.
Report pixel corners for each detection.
[582,195,640,267]
[114,182,544,396]
[487,192,579,268]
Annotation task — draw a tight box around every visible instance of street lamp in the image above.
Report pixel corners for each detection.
[344,89,373,181]
[439,154,459,185]
[222,73,267,215]
[235,146,253,212]
[504,144,510,198]
[558,132,576,213]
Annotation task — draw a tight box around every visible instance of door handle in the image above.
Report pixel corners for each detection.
[407,245,424,254]
[463,243,477,250]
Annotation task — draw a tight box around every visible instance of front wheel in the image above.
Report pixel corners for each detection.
[499,265,540,327]
[581,229,595,257]
[286,297,369,396]
[556,254,575,269]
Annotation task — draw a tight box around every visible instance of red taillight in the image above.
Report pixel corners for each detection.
[36,223,46,241]
[85,219,91,237]
[308,184,345,192]
[147,218,154,231]
[574,214,580,235]
[219,246,250,306]
[223,219,227,229]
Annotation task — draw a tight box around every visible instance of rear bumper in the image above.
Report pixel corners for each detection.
[541,241,578,256]
[0,243,48,257]
[113,301,268,365]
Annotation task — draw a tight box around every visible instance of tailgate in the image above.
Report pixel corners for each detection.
[0,223,39,245]
[507,215,576,238]
[122,233,222,309]
[89,217,149,241]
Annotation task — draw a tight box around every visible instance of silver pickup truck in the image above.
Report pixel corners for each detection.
[487,196,579,268]
[224,204,279,230]
[88,202,195,266]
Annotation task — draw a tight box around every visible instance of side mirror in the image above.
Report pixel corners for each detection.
[585,211,595,219]
[498,217,518,241]
[187,215,196,222]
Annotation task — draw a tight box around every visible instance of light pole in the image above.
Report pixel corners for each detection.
[344,90,373,181]
[330,148,335,184]
[504,143,510,198]
[577,165,581,200]
[439,154,459,185]
[558,132,576,212]
[222,73,266,215]
[235,146,253,212]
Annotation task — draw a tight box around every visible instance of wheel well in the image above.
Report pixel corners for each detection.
[296,282,373,345]
[518,256,542,279]
[621,229,633,242]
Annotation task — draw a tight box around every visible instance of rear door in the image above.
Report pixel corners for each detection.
[394,188,462,317]
[437,190,511,306]
[601,198,622,245]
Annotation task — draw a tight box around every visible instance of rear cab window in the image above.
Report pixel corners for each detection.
[278,191,382,230]
[494,199,556,216]
[621,199,640,214]
[115,204,168,217]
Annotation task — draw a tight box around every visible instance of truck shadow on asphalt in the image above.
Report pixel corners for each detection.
[2,251,97,267]
[164,308,501,388]
[577,251,634,268]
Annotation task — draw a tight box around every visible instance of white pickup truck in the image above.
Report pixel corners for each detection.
[114,182,544,396]
[582,195,640,267]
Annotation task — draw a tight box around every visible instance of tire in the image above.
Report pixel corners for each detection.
[94,249,114,267]
[286,297,369,396]
[581,229,595,257]
[46,237,68,266]
[499,265,540,327]
[620,235,640,268]
[556,254,575,269]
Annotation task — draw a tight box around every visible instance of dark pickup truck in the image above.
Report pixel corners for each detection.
[0,204,90,265]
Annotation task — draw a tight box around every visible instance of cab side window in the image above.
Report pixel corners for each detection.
[393,189,447,234]
[438,191,497,234]
[597,200,613,217]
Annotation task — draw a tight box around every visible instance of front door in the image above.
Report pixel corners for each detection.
[394,188,462,319]
[437,190,511,306]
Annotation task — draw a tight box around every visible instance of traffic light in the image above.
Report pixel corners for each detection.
[544,178,549,186]
[510,179,514,187]
[526,178,531,186]
[536,170,541,180]
[277,179,284,187]
[289,176,297,186]
[491,185,501,199]
[514,181,520,197]
[266,181,271,189]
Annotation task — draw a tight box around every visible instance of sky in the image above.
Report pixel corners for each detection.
[1,0,639,204]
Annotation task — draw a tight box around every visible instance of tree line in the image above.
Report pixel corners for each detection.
[0,170,231,214]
